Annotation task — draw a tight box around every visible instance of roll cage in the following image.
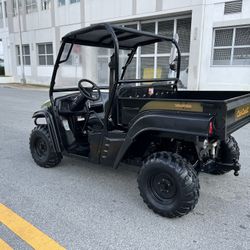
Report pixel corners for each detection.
[49,22,181,132]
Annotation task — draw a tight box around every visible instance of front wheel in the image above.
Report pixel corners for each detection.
[29,125,62,168]
[137,152,200,218]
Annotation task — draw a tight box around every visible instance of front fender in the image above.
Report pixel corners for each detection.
[113,110,213,168]
[32,109,62,154]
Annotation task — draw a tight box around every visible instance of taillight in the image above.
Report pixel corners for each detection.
[209,121,213,136]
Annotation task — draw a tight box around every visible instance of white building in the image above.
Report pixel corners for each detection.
[0,0,249,90]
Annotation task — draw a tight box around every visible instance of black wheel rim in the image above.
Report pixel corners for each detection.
[34,137,48,159]
[148,173,177,203]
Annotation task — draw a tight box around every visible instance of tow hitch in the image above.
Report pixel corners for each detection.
[202,158,241,176]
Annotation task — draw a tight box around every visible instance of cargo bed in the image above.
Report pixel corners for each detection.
[118,87,250,140]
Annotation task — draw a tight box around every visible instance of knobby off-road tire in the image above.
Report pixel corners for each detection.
[137,152,200,218]
[209,135,240,175]
[29,125,62,168]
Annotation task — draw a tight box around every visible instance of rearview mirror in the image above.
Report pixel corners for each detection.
[169,61,177,71]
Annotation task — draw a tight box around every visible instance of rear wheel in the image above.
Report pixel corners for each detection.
[209,135,240,175]
[29,125,62,168]
[137,152,200,218]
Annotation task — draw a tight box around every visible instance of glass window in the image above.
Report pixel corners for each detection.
[70,0,80,3]
[156,57,170,79]
[212,26,250,65]
[118,18,191,87]
[140,22,155,54]
[0,3,3,20]
[4,1,7,18]
[176,18,191,53]
[41,0,51,10]
[158,20,174,53]
[124,24,137,30]
[140,57,154,79]
[214,29,233,47]
[16,45,20,65]
[26,0,37,13]
[233,48,250,65]
[37,43,54,66]
[234,27,250,46]
[13,0,22,16]
[16,44,31,66]
[58,0,65,6]
[213,48,232,65]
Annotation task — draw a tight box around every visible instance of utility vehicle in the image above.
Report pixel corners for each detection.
[30,23,250,218]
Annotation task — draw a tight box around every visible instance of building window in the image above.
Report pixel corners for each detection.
[13,0,22,16]
[58,0,65,6]
[26,0,37,14]
[212,26,250,66]
[4,1,7,18]
[70,0,80,4]
[96,17,191,88]
[37,43,54,66]
[0,2,3,20]
[41,0,51,10]
[16,45,31,66]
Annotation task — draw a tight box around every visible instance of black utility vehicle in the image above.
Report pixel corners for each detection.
[30,23,250,218]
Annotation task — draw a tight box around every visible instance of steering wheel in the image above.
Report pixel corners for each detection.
[78,79,101,101]
[70,79,101,111]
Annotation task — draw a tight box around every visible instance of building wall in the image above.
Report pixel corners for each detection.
[198,0,250,90]
[0,0,249,90]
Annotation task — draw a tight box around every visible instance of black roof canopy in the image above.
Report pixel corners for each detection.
[62,23,174,50]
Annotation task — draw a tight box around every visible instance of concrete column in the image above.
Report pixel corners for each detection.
[187,5,204,90]
[21,0,27,32]
[156,0,163,12]
[132,0,137,15]
[1,0,6,28]
[6,0,14,33]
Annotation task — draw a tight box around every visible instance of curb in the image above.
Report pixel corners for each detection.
[0,83,49,91]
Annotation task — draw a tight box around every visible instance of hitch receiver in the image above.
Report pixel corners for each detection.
[232,158,240,176]
[201,158,241,176]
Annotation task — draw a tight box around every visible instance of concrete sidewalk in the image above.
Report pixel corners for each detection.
[0,82,49,91]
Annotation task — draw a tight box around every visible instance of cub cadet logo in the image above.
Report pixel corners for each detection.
[235,106,250,120]
[174,103,193,109]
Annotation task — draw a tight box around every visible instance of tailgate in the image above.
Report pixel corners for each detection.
[225,93,250,136]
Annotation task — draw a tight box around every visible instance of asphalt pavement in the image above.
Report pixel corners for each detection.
[0,86,249,250]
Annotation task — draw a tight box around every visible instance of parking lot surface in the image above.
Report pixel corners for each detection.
[0,87,249,249]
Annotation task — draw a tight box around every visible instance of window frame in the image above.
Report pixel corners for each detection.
[37,43,54,66]
[26,0,38,14]
[211,25,250,67]
[121,16,191,79]
[16,44,31,66]
[41,0,51,11]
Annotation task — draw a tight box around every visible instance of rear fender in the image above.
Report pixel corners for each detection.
[32,109,62,154]
[113,110,213,168]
